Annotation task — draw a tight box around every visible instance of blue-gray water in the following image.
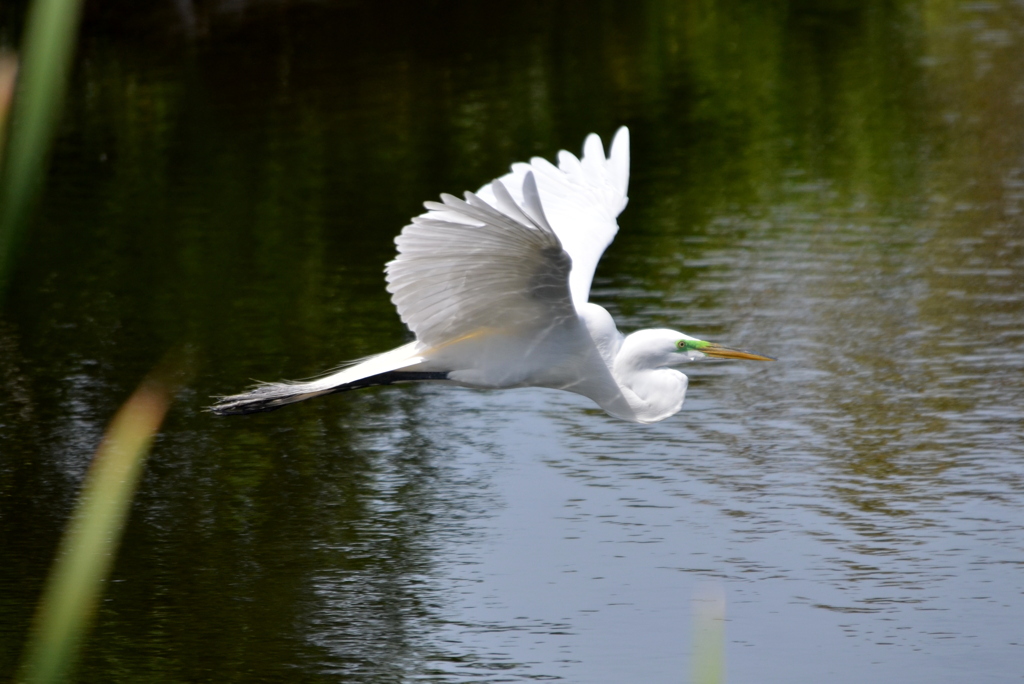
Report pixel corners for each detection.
[2,1,1023,682]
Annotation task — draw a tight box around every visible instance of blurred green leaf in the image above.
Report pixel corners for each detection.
[17,375,172,684]
[692,585,726,684]
[0,0,84,295]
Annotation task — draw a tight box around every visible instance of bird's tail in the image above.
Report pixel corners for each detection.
[209,380,345,415]
[209,370,449,415]
[209,342,444,415]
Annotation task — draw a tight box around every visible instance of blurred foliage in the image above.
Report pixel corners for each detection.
[19,373,172,684]
[0,0,83,293]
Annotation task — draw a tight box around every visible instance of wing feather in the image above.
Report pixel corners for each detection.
[475,127,630,307]
[385,172,575,347]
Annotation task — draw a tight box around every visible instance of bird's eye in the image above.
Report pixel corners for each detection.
[676,339,687,350]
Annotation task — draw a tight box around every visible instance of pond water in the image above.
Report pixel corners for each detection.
[2,1,1023,682]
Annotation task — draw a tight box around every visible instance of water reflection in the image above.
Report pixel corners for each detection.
[1,0,1023,681]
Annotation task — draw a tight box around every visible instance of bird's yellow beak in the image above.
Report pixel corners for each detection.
[701,343,775,361]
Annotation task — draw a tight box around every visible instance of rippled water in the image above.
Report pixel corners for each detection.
[2,1,1023,682]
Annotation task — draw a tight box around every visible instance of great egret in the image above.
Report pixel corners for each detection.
[211,128,772,423]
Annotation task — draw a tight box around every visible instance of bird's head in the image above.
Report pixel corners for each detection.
[618,329,775,370]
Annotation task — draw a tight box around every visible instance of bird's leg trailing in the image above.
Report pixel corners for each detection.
[209,370,449,416]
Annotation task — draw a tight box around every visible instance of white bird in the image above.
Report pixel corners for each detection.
[212,128,772,423]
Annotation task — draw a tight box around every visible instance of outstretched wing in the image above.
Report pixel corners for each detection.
[385,172,576,349]
[475,127,629,308]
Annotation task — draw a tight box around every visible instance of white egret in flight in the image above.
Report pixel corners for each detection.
[212,128,772,423]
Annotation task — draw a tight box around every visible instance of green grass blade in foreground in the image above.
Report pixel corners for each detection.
[0,0,84,292]
[692,585,726,684]
[17,377,172,684]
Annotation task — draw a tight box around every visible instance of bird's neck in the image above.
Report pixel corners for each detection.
[612,363,689,424]
[578,303,622,364]
[576,303,688,423]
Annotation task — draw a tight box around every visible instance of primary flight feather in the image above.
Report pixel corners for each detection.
[211,128,772,423]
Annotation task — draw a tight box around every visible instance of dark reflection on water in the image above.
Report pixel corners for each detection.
[1,0,1023,682]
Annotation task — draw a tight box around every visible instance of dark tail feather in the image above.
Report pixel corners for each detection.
[209,371,449,416]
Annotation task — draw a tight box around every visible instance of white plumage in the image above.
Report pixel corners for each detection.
[212,128,772,423]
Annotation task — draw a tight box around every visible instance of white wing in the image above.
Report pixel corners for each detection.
[385,173,576,348]
[475,127,629,308]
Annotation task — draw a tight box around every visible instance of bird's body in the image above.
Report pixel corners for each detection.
[212,128,772,423]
